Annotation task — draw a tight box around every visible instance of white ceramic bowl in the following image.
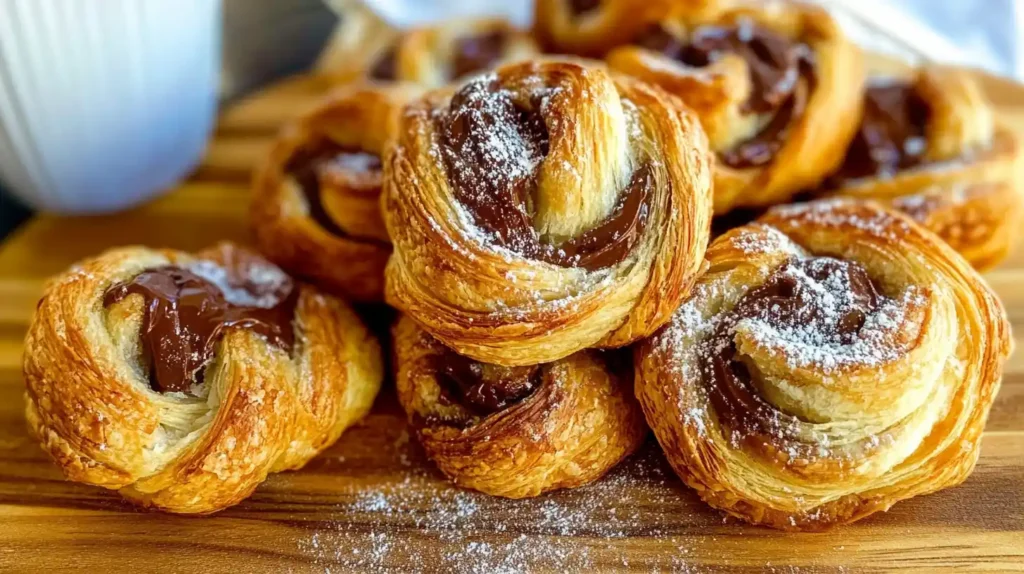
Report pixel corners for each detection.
[0,0,220,214]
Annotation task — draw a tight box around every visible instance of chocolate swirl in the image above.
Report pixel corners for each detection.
[703,257,890,450]
[826,81,931,185]
[369,46,398,81]
[438,77,652,271]
[568,0,602,17]
[634,19,814,168]
[452,30,509,80]
[104,261,298,394]
[285,140,384,237]
[436,350,540,416]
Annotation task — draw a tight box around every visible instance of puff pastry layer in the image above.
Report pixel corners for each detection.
[252,83,419,302]
[602,0,863,213]
[383,58,713,366]
[325,17,539,88]
[635,200,1011,530]
[23,243,383,513]
[393,315,646,498]
[818,65,1024,270]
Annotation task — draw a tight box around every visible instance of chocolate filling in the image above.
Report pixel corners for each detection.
[703,257,881,438]
[438,79,652,271]
[825,81,931,185]
[634,20,814,168]
[568,0,602,17]
[369,46,398,81]
[452,30,508,80]
[104,261,298,394]
[284,140,384,237]
[436,350,540,416]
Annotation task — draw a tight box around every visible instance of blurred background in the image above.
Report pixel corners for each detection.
[0,0,1020,241]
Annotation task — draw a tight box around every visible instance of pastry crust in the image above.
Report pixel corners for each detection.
[383,58,713,366]
[316,1,401,84]
[393,315,646,498]
[819,66,1024,270]
[605,0,864,213]
[533,0,677,57]
[251,83,419,302]
[22,243,383,514]
[324,17,539,87]
[635,200,1011,530]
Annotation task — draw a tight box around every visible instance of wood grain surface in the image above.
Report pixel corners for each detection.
[2,62,1024,573]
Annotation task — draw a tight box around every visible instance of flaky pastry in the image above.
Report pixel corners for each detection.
[817,65,1024,270]
[23,243,383,514]
[393,315,646,498]
[636,200,1011,530]
[325,17,539,88]
[604,0,863,213]
[533,0,677,57]
[252,83,419,302]
[383,58,713,366]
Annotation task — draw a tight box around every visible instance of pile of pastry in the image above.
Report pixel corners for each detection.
[23,0,1018,531]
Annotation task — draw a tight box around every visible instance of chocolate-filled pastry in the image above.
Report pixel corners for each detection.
[252,83,419,302]
[325,18,539,88]
[817,66,1023,270]
[533,0,676,57]
[316,2,402,84]
[635,200,1011,530]
[383,59,713,366]
[23,243,384,514]
[605,0,863,214]
[393,315,646,498]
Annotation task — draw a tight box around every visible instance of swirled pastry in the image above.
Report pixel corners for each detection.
[817,65,1023,270]
[316,1,401,84]
[533,0,676,57]
[325,18,539,87]
[636,200,1011,530]
[393,315,646,497]
[383,59,713,366]
[252,83,419,302]
[23,243,383,514]
[604,0,864,213]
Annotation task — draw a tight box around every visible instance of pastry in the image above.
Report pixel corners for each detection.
[383,58,714,366]
[603,0,864,213]
[817,65,1023,270]
[316,0,401,84]
[252,83,418,302]
[326,17,539,87]
[23,243,383,514]
[635,199,1011,530]
[533,0,675,57]
[393,315,646,498]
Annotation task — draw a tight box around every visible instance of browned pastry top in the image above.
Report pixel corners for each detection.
[438,78,652,270]
[435,350,540,416]
[284,139,385,238]
[827,81,930,184]
[633,18,813,168]
[103,255,298,394]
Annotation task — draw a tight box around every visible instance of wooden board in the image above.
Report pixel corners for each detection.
[3,63,1024,573]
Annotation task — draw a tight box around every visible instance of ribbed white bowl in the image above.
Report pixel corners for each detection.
[0,0,220,214]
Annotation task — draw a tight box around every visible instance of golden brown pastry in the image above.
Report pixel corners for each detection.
[817,65,1023,270]
[23,243,383,514]
[251,83,419,302]
[635,199,1011,530]
[393,315,646,498]
[383,58,714,366]
[603,0,864,213]
[533,0,676,57]
[316,0,401,84]
[325,17,539,87]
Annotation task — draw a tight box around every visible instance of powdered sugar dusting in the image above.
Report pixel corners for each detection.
[188,259,289,308]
